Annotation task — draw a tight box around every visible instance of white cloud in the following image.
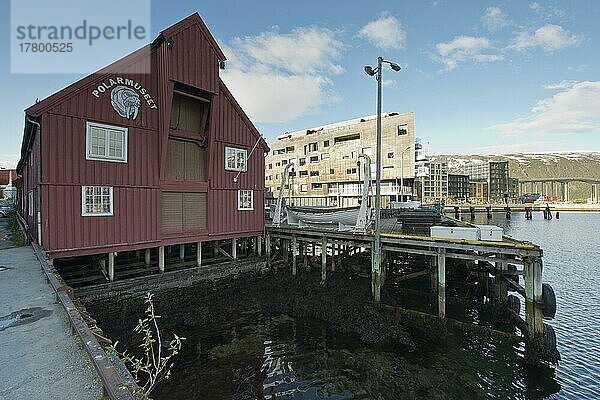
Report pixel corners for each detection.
[358,14,406,50]
[529,2,566,20]
[488,81,600,136]
[542,80,577,90]
[382,79,397,87]
[507,24,580,53]
[220,27,344,123]
[482,6,510,31]
[434,36,503,70]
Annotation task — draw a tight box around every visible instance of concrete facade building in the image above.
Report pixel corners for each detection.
[265,112,416,207]
[424,160,448,203]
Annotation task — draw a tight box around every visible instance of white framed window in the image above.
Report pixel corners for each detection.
[225,147,247,172]
[82,186,113,216]
[238,190,253,211]
[86,122,128,163]
[28,191,34,216]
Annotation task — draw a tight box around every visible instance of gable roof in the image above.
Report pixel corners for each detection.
[157,13,226,61]
[26,13,225,118]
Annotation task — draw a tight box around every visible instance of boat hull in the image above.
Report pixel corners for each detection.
[286,206,364,227]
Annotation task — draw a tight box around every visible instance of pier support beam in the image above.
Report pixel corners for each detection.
[291,236,297,276]
[437,248,446,319]
[179,244,185,262]
[158,246,165,273]
[196,242,202,267]
[331,244,336,272]
[232,238,237,261]
[283,239,289,264]
[258,236,262,257]
[494,256,508,303]
[321,237,327,282]
[371,246,382,304]
[144,249,151,267]
[524,256,545,363]
[265,234,271,267]
[108,252,115,282]
[303,242,308,271]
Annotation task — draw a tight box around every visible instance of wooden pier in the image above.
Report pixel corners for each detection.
[265,219,558,365]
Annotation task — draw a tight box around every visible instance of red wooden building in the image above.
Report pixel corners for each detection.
[16,14,269,272]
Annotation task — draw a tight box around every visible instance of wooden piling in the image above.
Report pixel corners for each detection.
[108,252,115,282]
[292,236,297,276]
[437,248,446,319]
[158,246,165,273]
[494,256,508,302]
[524,256,545,363]
[179,244,185,262]
[232,238,237,260]
[331,243,336,272]
[196,242,202,267]
[283,239,289,263]
[257,236,262,257]
[265,234,271,266]
[321,237,327,282]
[144,249,151,267]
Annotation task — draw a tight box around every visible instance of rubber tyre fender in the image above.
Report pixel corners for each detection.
[542,283,557,319]
[544,323,557,354]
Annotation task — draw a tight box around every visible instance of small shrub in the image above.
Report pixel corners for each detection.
[108,292,185,400]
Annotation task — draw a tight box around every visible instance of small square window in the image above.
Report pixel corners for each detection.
[323,140,330,147]
[225,147,248,172]
[238,190,254,210]
[388,152,394,159]
[82,186,113,216]
[86,122,127,162]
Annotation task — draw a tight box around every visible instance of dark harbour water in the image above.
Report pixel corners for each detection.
[95,212,600,400]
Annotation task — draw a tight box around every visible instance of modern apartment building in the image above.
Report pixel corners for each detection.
[265,112,416,207]
[418,160,448,204]
[461,161,510,203]
[448,173,470,203]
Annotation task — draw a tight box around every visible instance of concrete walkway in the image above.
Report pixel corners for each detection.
[0,243,102,400]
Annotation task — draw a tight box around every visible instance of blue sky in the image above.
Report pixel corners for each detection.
[1,0,599,168]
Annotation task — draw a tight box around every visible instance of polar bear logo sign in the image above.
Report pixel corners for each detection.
[111,86,141,120]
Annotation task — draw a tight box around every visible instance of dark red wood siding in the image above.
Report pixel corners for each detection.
[18,13,268,258]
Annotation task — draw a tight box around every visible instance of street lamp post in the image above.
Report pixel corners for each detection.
[400,145,411,201]
[364,56,401,304]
